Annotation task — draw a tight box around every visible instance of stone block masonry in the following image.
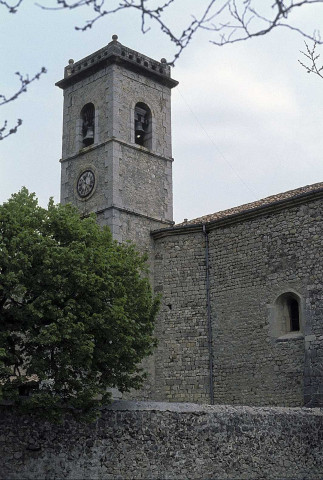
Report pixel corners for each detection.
[153,232,210,404]
[152,192,323,407]
[1,401,322,480]
[58,38,175,283]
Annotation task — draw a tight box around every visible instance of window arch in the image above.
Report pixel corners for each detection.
[81,103,95,147]
[134,102,152,149]
[275,291,302,335]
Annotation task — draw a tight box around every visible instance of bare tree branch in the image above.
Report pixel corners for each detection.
[0,119,22,141]
[33,0,323,63]
[1,1,323,139]
[0,69,47,107]
[0,0,23,13]
[207,0,323,46]
[1,68,46,141]
[299,41,323,78]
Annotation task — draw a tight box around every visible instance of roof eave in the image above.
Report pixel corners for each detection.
[56,50,178,90]
[151,186,323,239]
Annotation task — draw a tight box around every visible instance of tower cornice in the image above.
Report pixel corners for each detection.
[56,36,178,90]
[59,137,174,164]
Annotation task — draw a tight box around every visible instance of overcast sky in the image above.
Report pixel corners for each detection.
[1,1,323,224]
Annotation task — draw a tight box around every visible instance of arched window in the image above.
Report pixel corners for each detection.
[81,103,95,147]
[134,102,151,149]
[275,292,301,335]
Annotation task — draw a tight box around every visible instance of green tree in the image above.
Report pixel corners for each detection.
[0,188,158,421]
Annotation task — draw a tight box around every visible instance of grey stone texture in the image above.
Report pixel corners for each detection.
[58,39,175,255]
[57,39,323,410]
[1,402,322,480]
[57,39,176,402]
[152,232,211,404]
[152,197,323,408]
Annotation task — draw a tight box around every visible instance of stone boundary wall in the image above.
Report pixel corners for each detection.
[1,401,322,480]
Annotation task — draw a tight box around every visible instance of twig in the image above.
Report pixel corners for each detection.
[0,0,23,13]
[299,41,323,78]
[0,68,47,107]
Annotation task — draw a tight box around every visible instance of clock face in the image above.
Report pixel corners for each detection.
[77,170,95,198]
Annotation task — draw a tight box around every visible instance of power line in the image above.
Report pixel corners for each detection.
[175,87,259,198]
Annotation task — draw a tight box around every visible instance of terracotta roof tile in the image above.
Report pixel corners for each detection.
[176,182,323,227]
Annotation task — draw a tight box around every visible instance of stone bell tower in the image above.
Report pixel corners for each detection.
[56,35,178,254]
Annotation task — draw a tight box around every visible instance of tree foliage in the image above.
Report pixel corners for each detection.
[0,189,158,421]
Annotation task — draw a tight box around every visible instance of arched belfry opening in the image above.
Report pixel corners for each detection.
[134,102,151,148]
[81,103,95,147]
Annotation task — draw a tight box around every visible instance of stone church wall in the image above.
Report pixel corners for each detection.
[1,402,322,480]
[153,231,211,403]
[153,197,323,407]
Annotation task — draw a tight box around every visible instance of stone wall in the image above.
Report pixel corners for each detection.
[153,231,210,403]
[153,196,323,407]
[1,401,322,480]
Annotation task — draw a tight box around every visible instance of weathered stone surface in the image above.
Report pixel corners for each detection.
[57,39,323,410]
[152,197,323,407]
[59,48,174,253]
[1,402,322,480]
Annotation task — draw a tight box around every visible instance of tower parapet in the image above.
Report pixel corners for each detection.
[56,35,178,90]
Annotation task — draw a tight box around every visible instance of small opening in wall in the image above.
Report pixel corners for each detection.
[288,298,300,331]
[144,61,148,67]
[81,103,95,148]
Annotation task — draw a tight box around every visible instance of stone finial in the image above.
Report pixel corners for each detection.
[66,59,74,76]
[160,58,167,64]
[112,34,118,42]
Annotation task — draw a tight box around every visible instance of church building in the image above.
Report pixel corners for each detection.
[56,36,323,409]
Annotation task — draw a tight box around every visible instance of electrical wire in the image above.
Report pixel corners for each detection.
[175,87,259,198]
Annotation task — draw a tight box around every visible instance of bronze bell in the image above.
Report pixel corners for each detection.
[135,120,145,135]
[135,120,145,144]
[83,126,94,146]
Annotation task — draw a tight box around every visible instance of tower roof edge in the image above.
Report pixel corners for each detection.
[55,39,178,89]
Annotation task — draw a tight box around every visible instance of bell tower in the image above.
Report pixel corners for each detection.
[56,35,178,253]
